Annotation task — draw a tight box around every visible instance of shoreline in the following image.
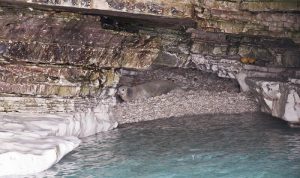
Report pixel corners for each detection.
[113,67,259,124]
[0,68,259,176]
[113,89,258,125]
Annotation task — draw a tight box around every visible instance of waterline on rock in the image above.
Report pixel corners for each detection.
[0,100,118,176]
[29,112,300,178]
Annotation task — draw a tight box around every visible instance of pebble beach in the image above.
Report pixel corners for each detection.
[113,67,259,124]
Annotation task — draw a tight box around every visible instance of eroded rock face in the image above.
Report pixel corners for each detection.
[0,1,298,176]
[0,102,118,176]
[0,0,193,18]
[0,6,167,114]
[0,10,160,69]
[195,0,300,43]
[247,78,300,124]
[0,4,196,116]
[0,1,298,118]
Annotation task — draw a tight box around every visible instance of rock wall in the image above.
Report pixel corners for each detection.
[1,1,299,176]
[0,4,196,113]
[0,0,193,18]
[0,6,156,113]
[0,1,299,123]
[192,0,300,68]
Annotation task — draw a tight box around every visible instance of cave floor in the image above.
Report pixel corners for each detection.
[113,67,258,124]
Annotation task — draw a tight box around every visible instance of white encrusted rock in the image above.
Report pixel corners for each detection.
[235,72,249,92]
[283,89,300,123]
[247,78,300,124]
[188,54,242,79]
[0,132,80,176]
[0,100,118,176]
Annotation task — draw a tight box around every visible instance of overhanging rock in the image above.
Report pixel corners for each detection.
[0,0,193,18]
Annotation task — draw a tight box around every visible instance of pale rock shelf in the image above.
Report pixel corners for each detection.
[0,104,118,176]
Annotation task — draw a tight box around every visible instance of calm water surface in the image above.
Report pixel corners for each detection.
[32,112,300,178]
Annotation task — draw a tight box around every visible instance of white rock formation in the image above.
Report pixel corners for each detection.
[235,72,249,92]
[247,78,300,125]
[0,102,118,176]
[188,54,242,79]
[284,89,300,123]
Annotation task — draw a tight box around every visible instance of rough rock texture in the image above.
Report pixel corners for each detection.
[0,5,193,115]
[0,0,193,18]
[118,66,240,92]
[0,1,298,175]
[195,0,300,43]
[186,29,300,68]
[1,0,299,68]
[0,10,160,69]
[113,67,257,124]
[247,78,300,125]
[0,8,127,114]
[0,1,297,122]
[113,89,258,124]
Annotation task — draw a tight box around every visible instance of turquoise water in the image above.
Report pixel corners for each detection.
[34,113,300,178]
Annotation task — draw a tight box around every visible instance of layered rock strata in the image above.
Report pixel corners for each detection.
[0,6,123,176]
[0,1,299,175]
[0,0,298,127]
[0,0,193,18]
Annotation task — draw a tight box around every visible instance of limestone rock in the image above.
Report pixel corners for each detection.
[188,54,242,79]
[0,102,118,176]
[0,8,161,69]
[195,0,300,45]
[0,0,193,18]
[247,78,300,124]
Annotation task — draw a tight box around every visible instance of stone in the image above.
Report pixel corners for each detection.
[0,0,193,18]
[282,50,300,67]
[154,51,179,67]
[247,78,300,124]
[235,72,249,92]
[284,89,300,123]
[0,100,118,176]
[0,133,81,177]
[0,9,161,69]
[0,81,99,97]
[188,54,242,79]
[0,43,6,54]
[241,1,300,12]
[289,78,300,85]
[195,0,300,44]
[0,63,120,98]
[0,96,95,113]
[0,0,299,175]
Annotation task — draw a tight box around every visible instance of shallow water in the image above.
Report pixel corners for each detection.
[31,113,300,178]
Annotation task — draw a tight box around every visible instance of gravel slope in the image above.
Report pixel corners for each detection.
[113,67,258,124]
